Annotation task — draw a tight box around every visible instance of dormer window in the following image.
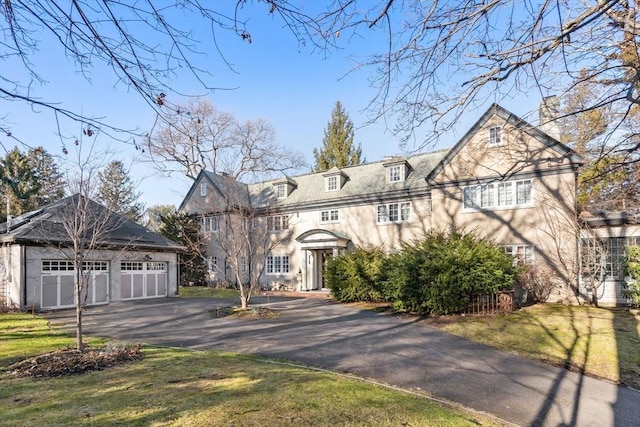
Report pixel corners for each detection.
[388,165,404,183]
[488,126,502,146]
[383,158,409,183]
[325,175,338,192]
[200,182,207,196]
[275,184,286,199]
[273,177,297,199]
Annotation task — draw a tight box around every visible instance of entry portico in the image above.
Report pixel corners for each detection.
[296,229,351,291]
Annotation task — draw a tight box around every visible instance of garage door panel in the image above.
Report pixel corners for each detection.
[42,276,58,308]
[60,276,75,307]
[132,274,144,298]
[157,274,166,296]
[94,275,108,303]
[120,262,167,300]
[147,275,157,297]
[121,275,132,299]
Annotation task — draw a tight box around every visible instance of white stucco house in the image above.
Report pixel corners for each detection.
[180,103,637,304]
[0,195,182,311]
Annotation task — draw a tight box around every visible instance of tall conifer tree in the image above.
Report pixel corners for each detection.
[313,101,363,172]
[96,160,144,222]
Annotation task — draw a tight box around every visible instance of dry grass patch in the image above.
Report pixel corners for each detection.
[179,286,239,299]
[427,304,640,389]
[210,306,281,319]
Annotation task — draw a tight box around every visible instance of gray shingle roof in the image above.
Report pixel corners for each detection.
[0,194,183,251]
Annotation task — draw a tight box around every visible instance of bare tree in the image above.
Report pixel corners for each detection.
[147,98,305,181]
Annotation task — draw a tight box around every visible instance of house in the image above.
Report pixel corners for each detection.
[180,103,592,303]
[0,195,182,310]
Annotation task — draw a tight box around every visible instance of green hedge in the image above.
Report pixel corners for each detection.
[623,246,640,307]
[325,231,519,314]
[325,246,387,303]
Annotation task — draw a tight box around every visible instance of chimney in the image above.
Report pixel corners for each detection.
[539,96,561,141]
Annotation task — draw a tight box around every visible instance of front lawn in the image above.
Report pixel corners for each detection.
[0,313,497,426]
[429,304,640,389]
[179,285,239,299]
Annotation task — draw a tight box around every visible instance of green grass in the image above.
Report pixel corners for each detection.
[432,304,640,389]
[0,314,495,426]
[0,313,105,367]
[179,285,239,299]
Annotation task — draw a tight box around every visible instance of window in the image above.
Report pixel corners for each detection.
[325,175,338,192]
[200,216,218,233]
[580,237,640,278]
[208,256,218,272]
[320,209,339,223]
[266,255,290,274]
[267,215,289,232]
[463,179,533,210]
[502,245,534,265]
[488,126,502,146]
[121,261,144,271]
[276,184,286,199]
[200,182,207,196]
[377,202,411,224]
[388,165,404,183]
[241,257,248,273]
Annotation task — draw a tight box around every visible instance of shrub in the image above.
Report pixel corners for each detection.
[623,245,640,307]
[517,265,555,304]
[325,247,387,303]
[383,230,518,314]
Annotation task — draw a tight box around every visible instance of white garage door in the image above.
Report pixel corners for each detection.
[120,261,167,300]
[41,260,109,309]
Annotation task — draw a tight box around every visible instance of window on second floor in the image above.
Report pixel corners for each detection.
[275,184,287,199]
[488,126,502,146]
[267,215,289,232]
[463,179,532,210]
[377,202,411,224]
[200,182,207,196]
[388,165,404,183]
[320,209,339,224]
[200,216,218,233]
[325,175,338,192]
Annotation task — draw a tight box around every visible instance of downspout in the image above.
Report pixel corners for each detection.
[175,252,180,296]
[21,245,27,309]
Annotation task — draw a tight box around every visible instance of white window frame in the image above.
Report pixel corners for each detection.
[267,215,289,232]
[325,175,338,192]
[208,256,218,272]
[488,126,502,147]
[200,215,218,233]
[265,255,290,275]
[502,245,535,265]
[275,184,287,199]
[241,256,248,273]
[320,209,339,224]
[377,202,411,224]
[200,182,207,196]
[463,179,533,211]
[388,165,404,183]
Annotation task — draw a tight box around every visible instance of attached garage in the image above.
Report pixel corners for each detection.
[0,195,183,311]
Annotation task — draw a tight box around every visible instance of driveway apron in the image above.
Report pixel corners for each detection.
[45,297,639,427]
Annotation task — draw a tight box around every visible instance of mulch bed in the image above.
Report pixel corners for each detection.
[6,345,144,378]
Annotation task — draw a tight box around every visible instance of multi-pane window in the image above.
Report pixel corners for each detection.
[388,165,404,183]
[241,257,248,273]
[502,245,535,265]
[266,255,290,274]
[320,209,339,223]
[200,182,207,196]
[463,179,532,210]
[267,215,289,232]
[276,184,286,199]
[377,202,411,224]
[200,216,218,233]
[325,176,338,191]
[580,237,640,278]
[42,260,109,271]
[488,126,502,146]
[121,261,144,271]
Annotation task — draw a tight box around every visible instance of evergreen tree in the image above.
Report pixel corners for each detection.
[0,147,40,221]
[159,211,208,286]
[313,101,363,172]
[144,204,176,232]
[96,160,144,222]
[27,146,66,207]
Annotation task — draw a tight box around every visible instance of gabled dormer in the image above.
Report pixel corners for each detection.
[383,157,410,183]
[322,167,348,192]
[273,177,297,199]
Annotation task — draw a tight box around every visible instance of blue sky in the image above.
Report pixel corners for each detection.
[2,3,540,209]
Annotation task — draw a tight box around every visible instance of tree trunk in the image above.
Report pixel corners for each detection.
[240,294,248,310]
[76,288,83,351]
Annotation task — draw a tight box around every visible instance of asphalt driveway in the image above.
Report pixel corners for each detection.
[45,297,639,427]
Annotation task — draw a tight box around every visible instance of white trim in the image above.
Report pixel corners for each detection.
[463,179,533,211]
[488,126,503,147]
[200,182,207,196]
[325,175,339,192]
[377,202,411,224]
[320,209,340,224]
